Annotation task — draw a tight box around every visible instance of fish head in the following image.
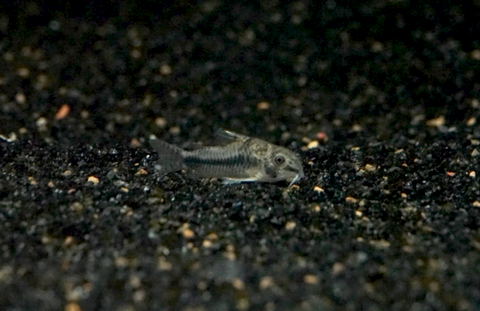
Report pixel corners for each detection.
[263,146,304,186]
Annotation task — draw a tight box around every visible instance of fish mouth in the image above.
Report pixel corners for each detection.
[288,171,304,187]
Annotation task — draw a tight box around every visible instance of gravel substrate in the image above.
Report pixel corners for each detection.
[1,1,480,310]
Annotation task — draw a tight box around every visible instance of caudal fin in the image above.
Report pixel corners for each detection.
[150,139,186,176]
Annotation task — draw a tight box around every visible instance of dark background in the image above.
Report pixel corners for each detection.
[1,1,480,310]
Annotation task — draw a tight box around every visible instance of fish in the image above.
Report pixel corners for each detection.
[149,129,304,187]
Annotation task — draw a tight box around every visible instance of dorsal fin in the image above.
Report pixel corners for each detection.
[215,128,250,143]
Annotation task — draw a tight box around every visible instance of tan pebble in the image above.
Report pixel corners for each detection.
[332,262,345,275]
[28,176,37,185]
[355,210,363,217]
[371,41,384,52]
[19,127,28,134]
[473,201,480,207]
[471,49,480,60]
[202,240,212,248]
[401,193,408,198]
[285,221,296,231]
[446,171,455,177]
[120,187,129,193]
[351,146,360,151]
[307,140,319,149]
[87,176,100,185]
[259,276,274,289]
[65,302,82,311]
[130,138,141,147]
[303,274,319,284]
[170,126,181,135]
[70,202,83,212]
[36,117,47,127]
[17,67,30,78]
[351,124,362,132]
[467,117,476,126]
[131,49,141,59]
[307,161,314,166]
[48,181,55,187]
[313,186,324,193]
[232,278,245,290]
[365,164,376,172]
[472,99,480,108]
[115,256,129,267]
[160,64,172,75]
[63,169,73,176]
[426,115,445,127]
[313,205,321,212]
[257,101,270,110]
[155,117,167,128]
[471,139,480,145]
[472,149,480,157]
[395,149,404,154]
[345,196,358,203]
[64,236,74,246]
[15,93,26,104]
[206,232,219,240]
[55,104,71,120]
[469,171,476,178]
[182,228,195,239]
[135,168,148,175]
[370,239,390,249]
[158,257,172,271]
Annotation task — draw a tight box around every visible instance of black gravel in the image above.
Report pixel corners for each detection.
[1,1,480,310]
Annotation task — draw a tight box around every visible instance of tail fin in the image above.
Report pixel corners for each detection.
[149,139,186,176]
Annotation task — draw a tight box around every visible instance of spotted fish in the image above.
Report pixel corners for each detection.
[150,129,304,187]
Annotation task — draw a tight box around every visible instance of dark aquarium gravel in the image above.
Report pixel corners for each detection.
[1,1,480,310]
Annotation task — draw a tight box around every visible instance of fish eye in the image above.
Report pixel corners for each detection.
[274,154,286,165]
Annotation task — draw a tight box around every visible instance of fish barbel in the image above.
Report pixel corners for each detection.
[150,129,304,187]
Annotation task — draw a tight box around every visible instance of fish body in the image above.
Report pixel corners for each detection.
[150,129,304,186]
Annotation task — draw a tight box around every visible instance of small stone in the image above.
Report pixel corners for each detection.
[160,64,172,75]
[232,278,245,290]
[182,228,195,239]
[17,67,30,78]
[345,196,358,204]
[365,164,376,172]
[65,302,82,311]
[15,93,26,104]
[55,104,71,120]
[469,171,476,178]
[259,276,274,290]
[135,168,148,175]
[307,140,319,149]
[313,186,324,193]
[28,176,37,185]
[63,170,73,176]
[285,221,296,231]
[427,115,445,127]
[472,149,479,157]
[316,132,329,143]
[130,138,141,147]
[467,117,476,126]
[87,176,100,185]
[36,117,48,127]
[473,201,480,207]
[303,274,319,284]
[446,171,455,177]
[355,210,363,217]
[257,101,270,110]
[472,99,480,108]
[332,262,345,275]
[158,257,172,271]
[170,126,181,135]
[471,49,480,60]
